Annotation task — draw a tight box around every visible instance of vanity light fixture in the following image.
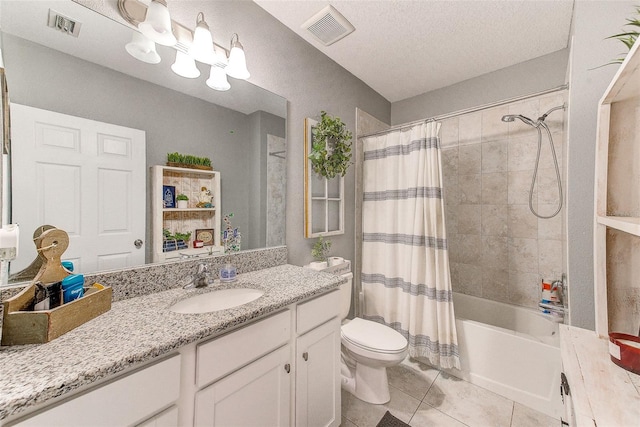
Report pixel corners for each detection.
[137,0,176,47]
[226,34,250,80]
[171,51,200,79]
[125,32,161,64]
[118,0,250,91]
[190,12,215,65]
[206,64,231,91]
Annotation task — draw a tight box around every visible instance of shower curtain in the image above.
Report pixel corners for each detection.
[361,122,460,369]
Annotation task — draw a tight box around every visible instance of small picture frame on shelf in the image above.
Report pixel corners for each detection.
[163,185,176,208]
[195,228,215,246]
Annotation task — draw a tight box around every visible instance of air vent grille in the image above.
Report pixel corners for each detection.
[302,5,355,46]
[47,9,82,37]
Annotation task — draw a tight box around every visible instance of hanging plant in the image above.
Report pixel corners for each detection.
[308,111,353,179]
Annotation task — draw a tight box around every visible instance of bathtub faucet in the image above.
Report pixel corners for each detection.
[551,274,567,308]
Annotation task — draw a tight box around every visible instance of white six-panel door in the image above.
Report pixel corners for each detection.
[10,103,146,274]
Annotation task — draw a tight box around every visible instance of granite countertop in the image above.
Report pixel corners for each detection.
[0,264,344,421]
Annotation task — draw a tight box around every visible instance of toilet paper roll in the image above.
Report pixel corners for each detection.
[309,261,328,270]
[328,257,344,266]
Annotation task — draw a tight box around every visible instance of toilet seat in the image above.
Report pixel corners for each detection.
[341,318,407,354]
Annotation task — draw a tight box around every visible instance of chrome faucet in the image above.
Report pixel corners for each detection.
[183,263,212,289]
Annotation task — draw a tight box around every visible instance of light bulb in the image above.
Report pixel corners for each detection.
[206,65,230,91]
[125,32,161,64]
[226,34,250,80]
[190,13,215,64]
[138,0,177,47]
[171,51,200,78]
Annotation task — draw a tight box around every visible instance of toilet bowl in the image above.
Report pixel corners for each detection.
[336,267,409,404]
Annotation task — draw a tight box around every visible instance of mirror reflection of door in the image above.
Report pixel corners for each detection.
[10,103,146,275]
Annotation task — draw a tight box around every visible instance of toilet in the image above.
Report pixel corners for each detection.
[338,269,408,404]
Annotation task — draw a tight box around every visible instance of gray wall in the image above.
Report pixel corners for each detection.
[566,0,636,330]
[391,49,570,125]
[1,33,285,260]
[211,2,391,267]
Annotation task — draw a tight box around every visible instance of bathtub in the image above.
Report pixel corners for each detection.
[445,293,562,419]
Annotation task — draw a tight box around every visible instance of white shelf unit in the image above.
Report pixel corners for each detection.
[151,165,222,263]
[593,39,640,337]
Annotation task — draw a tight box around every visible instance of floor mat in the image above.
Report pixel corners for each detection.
[376,410,411,427]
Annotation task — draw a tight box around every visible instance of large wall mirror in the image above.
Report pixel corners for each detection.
[0,0,287,284]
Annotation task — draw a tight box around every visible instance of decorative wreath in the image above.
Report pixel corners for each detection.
[308,111,353,178]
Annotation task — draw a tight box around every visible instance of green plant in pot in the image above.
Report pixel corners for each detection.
[176,193,189,209]
[311,236,332,265]
[167,152,213,170]
[309,111,353,179]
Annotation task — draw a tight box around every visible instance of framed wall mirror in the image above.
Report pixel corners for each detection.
[0,1,287,285]
[304,118,344,238]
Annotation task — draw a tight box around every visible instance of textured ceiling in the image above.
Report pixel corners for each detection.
[254,0,575,102]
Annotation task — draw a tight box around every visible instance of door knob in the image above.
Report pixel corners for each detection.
[134,239,143,248]
[302,352,308,361]
[284,363,291,373]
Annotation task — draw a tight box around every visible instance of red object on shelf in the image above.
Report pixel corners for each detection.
[193,240,204,248]
[609,332,640,375]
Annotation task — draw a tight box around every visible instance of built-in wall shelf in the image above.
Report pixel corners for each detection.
[593,39,640,337]
[596,216,640,237]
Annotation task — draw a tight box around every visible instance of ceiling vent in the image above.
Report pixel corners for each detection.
[301,5,355,46]
[47,9,82,37]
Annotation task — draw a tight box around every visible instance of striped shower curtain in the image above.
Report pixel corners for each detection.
[361,122,460,370]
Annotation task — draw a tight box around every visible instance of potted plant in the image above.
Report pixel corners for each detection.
[308,111,353,179]
[309,236,331,270]
[176,194,189,209]
[167,152,213,171]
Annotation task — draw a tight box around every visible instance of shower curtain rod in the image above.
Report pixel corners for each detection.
[359,84,569,139]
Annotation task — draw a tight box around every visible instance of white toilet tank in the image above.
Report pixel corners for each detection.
[339,272,353,320]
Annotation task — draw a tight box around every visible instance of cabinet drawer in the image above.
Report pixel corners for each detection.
[12,355,181,427]
[196,309,291,387]
[297,290,340,335]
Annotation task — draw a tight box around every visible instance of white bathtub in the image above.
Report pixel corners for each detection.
[446,293,562,419]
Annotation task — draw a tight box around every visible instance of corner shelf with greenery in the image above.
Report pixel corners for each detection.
[151,164,223,263]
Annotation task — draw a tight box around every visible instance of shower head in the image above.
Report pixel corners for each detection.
[501,114,537,127]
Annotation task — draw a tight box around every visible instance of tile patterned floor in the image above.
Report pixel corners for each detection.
[341,358,559,427]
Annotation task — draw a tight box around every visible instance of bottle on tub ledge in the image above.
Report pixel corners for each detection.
[538,278,565,322]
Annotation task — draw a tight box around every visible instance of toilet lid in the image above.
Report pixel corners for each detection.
[341,318,407,353]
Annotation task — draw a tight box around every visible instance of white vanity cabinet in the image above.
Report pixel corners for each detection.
[4,289,342,427]
[295,290,341,427]
[192,290,341,427]
[193,310,292,426]
[10,355,181,427]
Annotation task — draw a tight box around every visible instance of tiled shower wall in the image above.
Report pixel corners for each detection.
[441,91,567,309]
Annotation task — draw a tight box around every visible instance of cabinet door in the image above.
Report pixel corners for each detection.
[194,345,291,427]
[295,318,341,427]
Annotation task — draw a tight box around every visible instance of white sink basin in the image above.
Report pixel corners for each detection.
[170,288,264,314]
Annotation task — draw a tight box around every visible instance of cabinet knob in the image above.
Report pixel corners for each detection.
[284,363,290,373]
[302,352,308,361]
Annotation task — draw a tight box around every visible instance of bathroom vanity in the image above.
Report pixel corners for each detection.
[0,264,344,426]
